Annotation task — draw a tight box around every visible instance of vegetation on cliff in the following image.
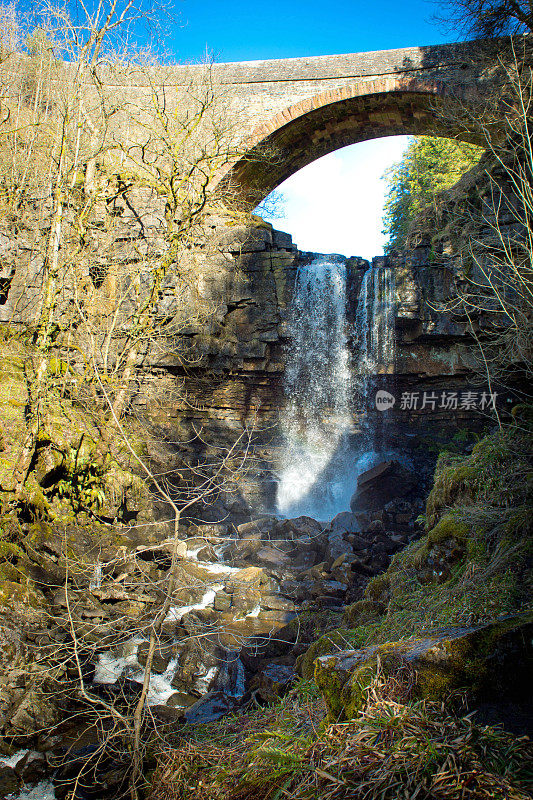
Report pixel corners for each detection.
[382,136,483,252]
[0,4,262,797]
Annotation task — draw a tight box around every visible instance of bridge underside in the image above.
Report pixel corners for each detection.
[222,86,483,207]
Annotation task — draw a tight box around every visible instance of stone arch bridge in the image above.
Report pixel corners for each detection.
[201,40,497,204]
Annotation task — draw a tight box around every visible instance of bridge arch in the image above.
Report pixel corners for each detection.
[220,77,485,207]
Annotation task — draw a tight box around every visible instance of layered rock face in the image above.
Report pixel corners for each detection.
[129,223,496,521]
[0,197,495,522]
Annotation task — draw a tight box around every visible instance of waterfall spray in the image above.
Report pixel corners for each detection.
[276,256,352,519]
[275,256,395,521]
[354,262,395,467]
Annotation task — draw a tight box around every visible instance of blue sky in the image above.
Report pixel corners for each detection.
[169,0,451,63]
[165,0,454,258]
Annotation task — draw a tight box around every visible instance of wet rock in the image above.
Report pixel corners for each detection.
[274,516,323,538]
[16,750,47,784]
[325,530,353,565]
[311,580,347,598]
[347,534,371,552]
[214,591,232,612]
[350,460,417,512]
[237,517,276,538]
[254,546,291,569]
[0,764,21,796]
[256,609,295,625]
[261,595,296,612]
[231,566,276,589]
[251,664,296,703]
[232,537,263,558]
[302,562,328,581]
[328,511,362,534]
[137,641,177,672]
[167,691,199,707]
[184,691,238,723]
[290,550,317,570]
[330,561,355,585]
[279,578,314,603]
[353,511,372,530]
[171,639,223,693]
[231,588,261,612]
[315,612,533,721]
[185,538,216,561]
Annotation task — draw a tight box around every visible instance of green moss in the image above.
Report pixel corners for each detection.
[297,627,378,680]
[313,654,354,720]
[365,572,391,603]
[341,659,378,720]
[342,599,386,628]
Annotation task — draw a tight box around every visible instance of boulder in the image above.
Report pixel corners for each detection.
[251,664,297,703]
[137,641,177,672]
[325,530,353,565]
[237,517,276,538]
[254,546,291,569]
[310,580,347,598]
[214,591,232,612]
[314,613,533,721]
[328,511,362,534]
[350,460,417,512]
[261,595,296,612]
[0,764,20,797]
[184,691,238,724]
[274,516,323,539]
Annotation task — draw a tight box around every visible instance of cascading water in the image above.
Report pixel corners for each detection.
[276,256,354,519]
[353,262,396,470]
[355,263,395,379]
[276,257,396,520]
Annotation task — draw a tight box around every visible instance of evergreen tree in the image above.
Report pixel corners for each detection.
[382,136,483,252]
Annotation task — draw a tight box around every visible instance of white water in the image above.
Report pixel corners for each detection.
[8,781,56,800]
[355,263,395,383]
[276,256,353,518]
[0,750,29,769]
[276,257,396,519]
[165,588,216,621]
[354,263,395,466]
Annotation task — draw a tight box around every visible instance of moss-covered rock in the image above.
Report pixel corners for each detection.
[342,599,386,628]
[360,427,532,640]
[296,626,378,680]
[314,612,533,721]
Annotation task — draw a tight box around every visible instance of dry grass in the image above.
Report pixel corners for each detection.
[147,676,533,800]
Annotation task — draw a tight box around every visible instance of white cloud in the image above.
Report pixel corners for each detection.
[261,136,410,260]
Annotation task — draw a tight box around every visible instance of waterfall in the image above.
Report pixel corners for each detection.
[276,256,353,519]
[355,264,395,379]
[275,256,395,521]
[354,262,395,468]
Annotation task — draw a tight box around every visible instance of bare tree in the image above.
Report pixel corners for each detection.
[419,39,533,394]
[0,6,274,798]
[433,0,533,38]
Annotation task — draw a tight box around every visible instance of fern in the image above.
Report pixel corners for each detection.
[0,539,22,559]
